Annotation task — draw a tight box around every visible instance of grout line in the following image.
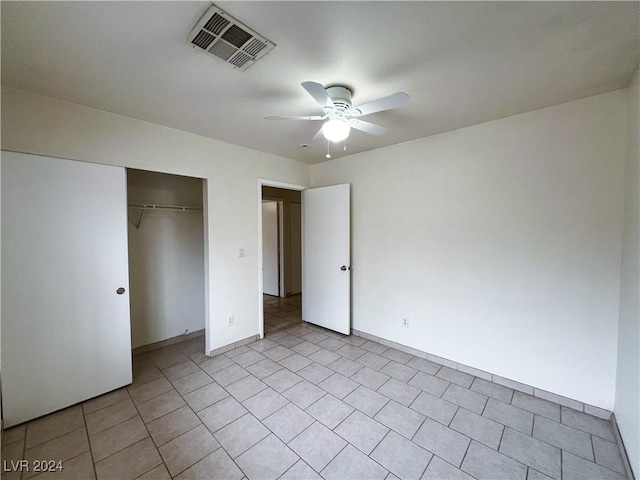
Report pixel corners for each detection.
[480,431,542,478]
[286,419,320,450]
[447,406,460,428]
[318,442,350,476]
[19,420,28,480]
[500,424,623,479]
[458,438,473,470]
[368,425,391,455]
[24,450,95,480]
[480,397,489,416]
[411,414,428,444]
[167,357,242,478]
[610,413,635,480]
[138,342,216,475]
[17,419,27,453]
[214,412,268,462]
[97,437,158,475]
[19,408,84,452]
[277,458,301,479]
[420,452,434,479]
[123,385,171,477]
[440,381,453,399]
[497,424,506,451]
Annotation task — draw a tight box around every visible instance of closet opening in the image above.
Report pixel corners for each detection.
[261,184,303,337]
[126,169,207,355]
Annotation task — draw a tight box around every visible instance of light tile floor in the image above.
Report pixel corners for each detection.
[2,321,629,480]
[264,294,302,335]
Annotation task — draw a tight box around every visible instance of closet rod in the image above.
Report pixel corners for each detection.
[128,203,203,212]
[128,203,203,229]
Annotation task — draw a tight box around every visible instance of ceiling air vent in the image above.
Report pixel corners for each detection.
[187,5,275,72]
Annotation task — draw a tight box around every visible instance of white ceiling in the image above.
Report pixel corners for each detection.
[2,1,638,164]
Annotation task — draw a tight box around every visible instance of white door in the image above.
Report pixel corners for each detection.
[262,201,279,296]
[1,151,132,427]
[303,184,351,334]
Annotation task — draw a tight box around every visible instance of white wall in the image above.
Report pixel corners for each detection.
[1,86,310,353]
[127,170,205,348]
[311,90,626,409]
[615,67,639,477]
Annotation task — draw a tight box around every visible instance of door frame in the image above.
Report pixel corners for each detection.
[261,199,283,297]
[258,179,306,339]
[125,168,210,355]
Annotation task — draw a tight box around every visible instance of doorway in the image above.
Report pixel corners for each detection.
[258,180,352,338]
[261,183,303,336]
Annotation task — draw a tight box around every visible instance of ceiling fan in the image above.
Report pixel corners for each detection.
[265,81,410,143]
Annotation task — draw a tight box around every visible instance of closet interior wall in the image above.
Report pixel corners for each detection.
[127,169,205,349]
[262,186,302,296]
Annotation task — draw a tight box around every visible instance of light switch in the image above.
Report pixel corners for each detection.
[239,248,245,258]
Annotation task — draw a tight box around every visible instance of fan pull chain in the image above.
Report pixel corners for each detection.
[326,140,331,159]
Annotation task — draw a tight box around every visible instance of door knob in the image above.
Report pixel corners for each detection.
[340,266,350,271]
[116,287,126,295]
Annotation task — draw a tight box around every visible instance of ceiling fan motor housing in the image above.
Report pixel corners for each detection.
[326,86,352,112]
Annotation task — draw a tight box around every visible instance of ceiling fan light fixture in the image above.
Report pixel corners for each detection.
[322,119,350,143]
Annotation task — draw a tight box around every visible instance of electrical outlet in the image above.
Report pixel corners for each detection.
[228,316,234,326]
[402,318,409,328]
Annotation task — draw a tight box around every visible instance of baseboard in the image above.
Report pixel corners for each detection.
[351,329,613,420]
[202,323,631,476]
[351,329,640,474]
[132,329,205,356]
[209,334,260,357]
[611,413,637,480]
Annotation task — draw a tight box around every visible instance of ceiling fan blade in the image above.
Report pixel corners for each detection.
[265,115,326,120]
[348,92,409,117]
[301,81,335,109]
[347,118,388,136]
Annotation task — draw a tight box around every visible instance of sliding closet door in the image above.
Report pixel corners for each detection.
[2,151,132,427]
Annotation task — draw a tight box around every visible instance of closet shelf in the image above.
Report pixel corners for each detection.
[128,203,203,229]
